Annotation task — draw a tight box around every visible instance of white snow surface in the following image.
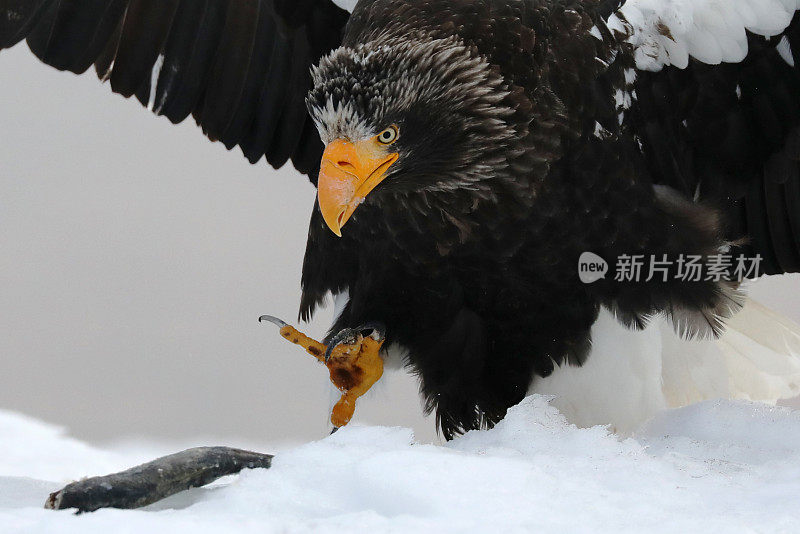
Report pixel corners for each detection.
[2,396,800,533]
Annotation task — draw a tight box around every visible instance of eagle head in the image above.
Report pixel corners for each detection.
[307,35,520,237]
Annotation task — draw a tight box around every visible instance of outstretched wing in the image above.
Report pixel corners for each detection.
[0,0,349,180]
[606,0,800,275]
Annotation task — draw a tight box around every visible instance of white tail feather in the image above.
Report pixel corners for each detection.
[532,299,800,434]
[715,300,800,402]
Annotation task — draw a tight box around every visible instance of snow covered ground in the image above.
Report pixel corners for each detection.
[2,396,800,533]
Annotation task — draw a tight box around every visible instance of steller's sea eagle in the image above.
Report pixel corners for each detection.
[4,0,800,439]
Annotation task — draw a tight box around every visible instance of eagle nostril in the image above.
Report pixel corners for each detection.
[337,160,354,169]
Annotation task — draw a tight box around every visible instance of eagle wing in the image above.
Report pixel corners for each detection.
[612,0,800,275]
[0,0,349,179]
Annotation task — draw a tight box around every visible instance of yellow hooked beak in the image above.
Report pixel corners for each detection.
[317,138,398,236]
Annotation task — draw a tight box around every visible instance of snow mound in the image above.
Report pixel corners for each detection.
[2,396,800,532]
[0,409,125,481]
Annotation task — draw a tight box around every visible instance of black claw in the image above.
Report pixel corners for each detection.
[323,322,387,362]
[258,315,287,327]
[324,327,358,362]
[330,426,339,435]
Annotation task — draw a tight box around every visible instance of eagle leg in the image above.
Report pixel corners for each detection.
[259,316,385,430]
[325,323,386,429]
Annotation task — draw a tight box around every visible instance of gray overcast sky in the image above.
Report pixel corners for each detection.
[1,44,798,448]
[0,44,434,447]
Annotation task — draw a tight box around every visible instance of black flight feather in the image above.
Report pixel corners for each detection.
[0,0,344,178]
[0,0,54,48]
[92,7,122,80]
[155,0,229,123]
[219,0,276,150]
[110,0,180,98]
[195,0,259,142]
[266,28,311,168]
[239,35,290,163]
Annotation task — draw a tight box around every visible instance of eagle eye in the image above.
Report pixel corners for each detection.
[377,126,399,145]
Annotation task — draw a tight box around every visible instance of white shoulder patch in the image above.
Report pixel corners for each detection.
[617,0,800,71]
